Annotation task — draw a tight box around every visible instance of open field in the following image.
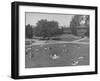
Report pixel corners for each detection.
[25,37,89,68]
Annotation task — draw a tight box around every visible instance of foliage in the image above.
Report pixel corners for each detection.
[34,19,61,38]
[85,16,89,37]
[70,15,82,35]
[25,24,33,38]
[70,15,90,37]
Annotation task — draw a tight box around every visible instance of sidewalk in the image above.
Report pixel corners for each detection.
[26,37,89,48]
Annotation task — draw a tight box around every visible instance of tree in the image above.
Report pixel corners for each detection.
[85,15,89,37]
[25,24,33,38]
[34,19,59,39]
[70,15,82,35]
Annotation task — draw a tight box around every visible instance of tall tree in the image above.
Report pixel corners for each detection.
[34,19,59,39]
[85,15,89,37]
[70,15,89,37]
[70,15,82,35]
[25,24,33,38]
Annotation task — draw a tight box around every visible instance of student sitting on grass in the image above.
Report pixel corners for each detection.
[48,46,60,59]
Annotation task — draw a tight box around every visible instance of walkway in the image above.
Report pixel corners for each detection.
[26,37,89,48]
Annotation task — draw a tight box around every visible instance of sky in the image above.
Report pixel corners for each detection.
[25,12,74,27]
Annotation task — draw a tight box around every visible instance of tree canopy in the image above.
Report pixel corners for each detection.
[34,19,60,38]
[25,24,33,38]
[70,15,82,35]
[70,15,89,37]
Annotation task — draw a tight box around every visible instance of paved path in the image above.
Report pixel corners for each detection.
[72,37,88,42]
[26,37,89,48]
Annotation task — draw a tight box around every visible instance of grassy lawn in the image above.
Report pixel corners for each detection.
[59,34,81,41]
[25,43,89,68]
[51,34,81,42]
